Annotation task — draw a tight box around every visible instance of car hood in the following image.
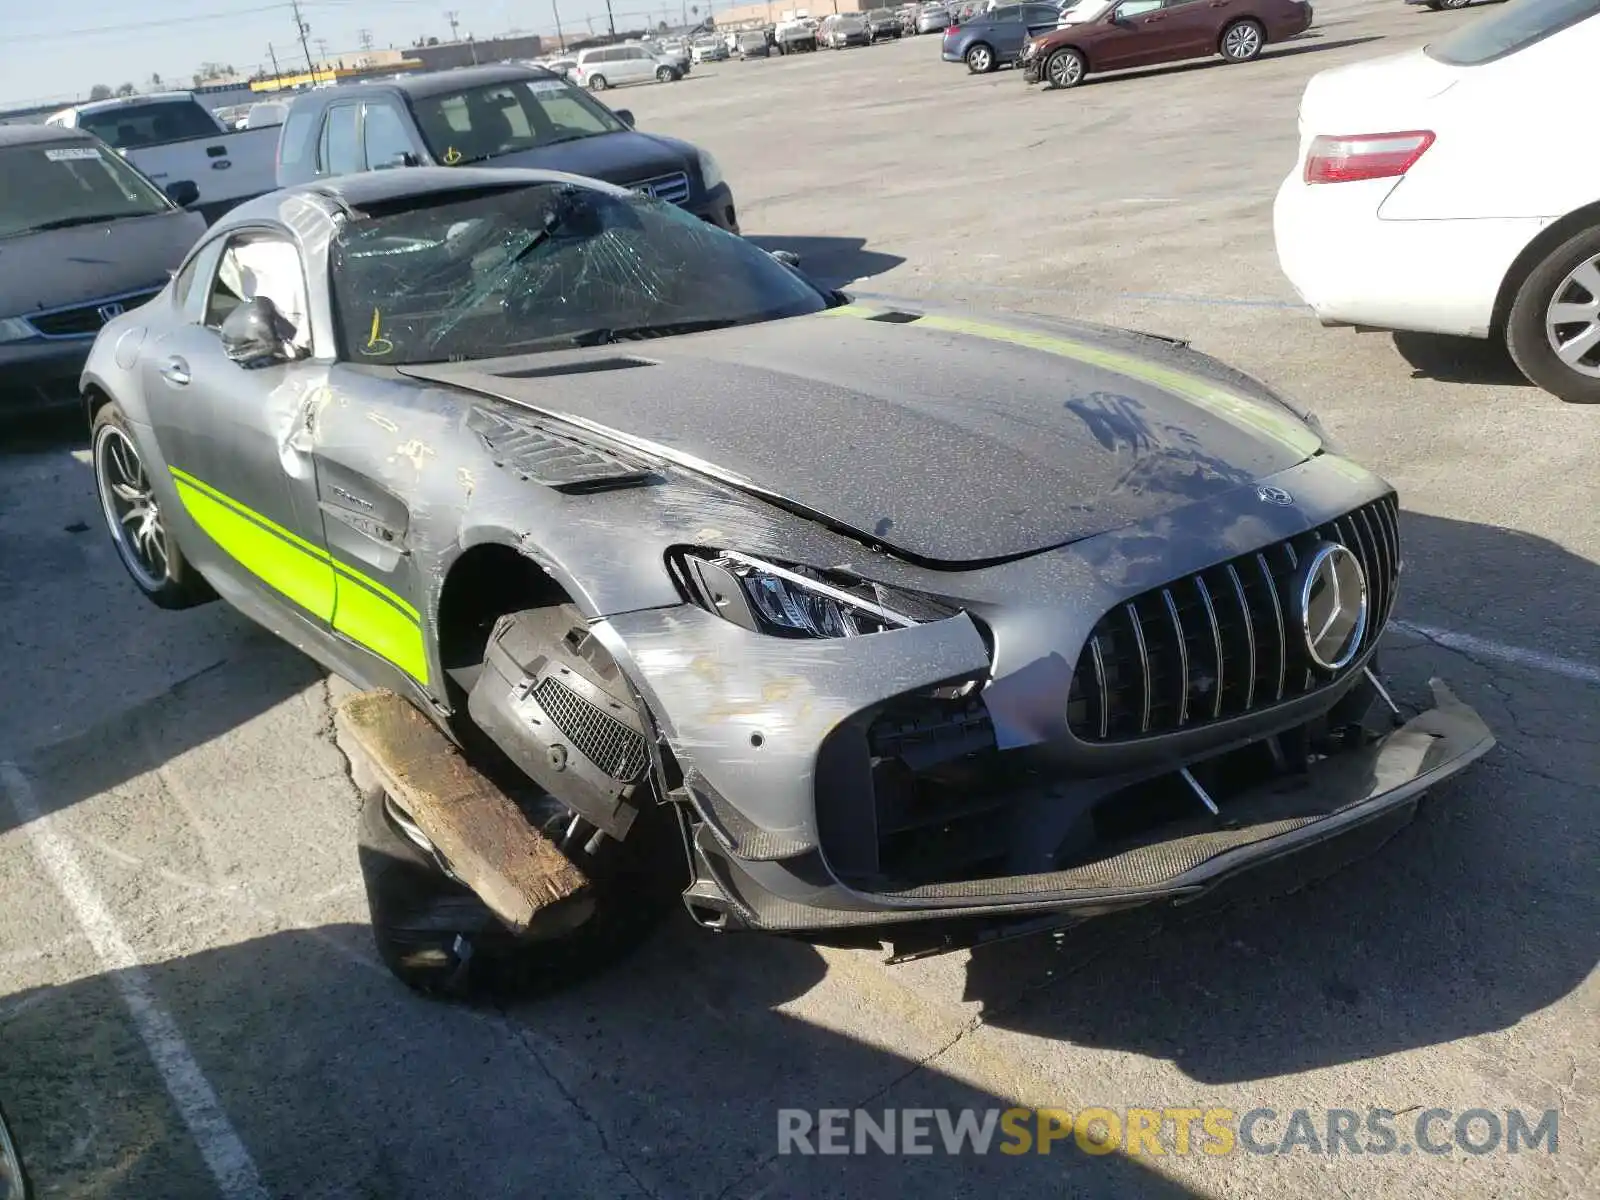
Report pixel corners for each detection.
[0,207,203,317]
[477,132,692,188]
[403,304,1321,566]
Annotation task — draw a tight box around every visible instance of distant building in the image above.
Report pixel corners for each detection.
[408,33,545,71]
[717,0,870,27]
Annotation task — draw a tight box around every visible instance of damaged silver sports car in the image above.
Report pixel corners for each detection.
[82,168,1494,994]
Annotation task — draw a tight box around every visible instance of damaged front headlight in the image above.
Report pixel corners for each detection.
[672,550,956,638]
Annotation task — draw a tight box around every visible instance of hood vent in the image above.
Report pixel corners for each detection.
[468,406,659,492]
[490,356,656,381]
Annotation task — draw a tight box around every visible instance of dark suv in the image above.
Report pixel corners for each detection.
[275,64,738,233]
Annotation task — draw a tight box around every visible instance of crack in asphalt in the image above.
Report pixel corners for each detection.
[502,1018,664,1200]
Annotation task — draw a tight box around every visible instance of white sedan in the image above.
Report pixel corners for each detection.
[1274,0,1600,402]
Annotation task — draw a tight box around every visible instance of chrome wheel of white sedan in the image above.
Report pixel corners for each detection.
[1542,255,1600,378]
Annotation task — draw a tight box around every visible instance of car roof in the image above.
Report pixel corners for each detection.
[299,63,555,103]
[221,165,621,226]
[69,91,197,114]
[0,123,99,147]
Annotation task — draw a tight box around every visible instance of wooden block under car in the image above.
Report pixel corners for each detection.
[334,689,589,933]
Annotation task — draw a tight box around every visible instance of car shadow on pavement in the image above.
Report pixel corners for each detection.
[961,509,1598,1085]
[1390,330,1534,387]
[743,235,906,291]
[0,920,1202,1199]
[1076,36,1385,89]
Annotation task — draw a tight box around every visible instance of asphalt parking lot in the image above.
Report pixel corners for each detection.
[2,1,1595,1196]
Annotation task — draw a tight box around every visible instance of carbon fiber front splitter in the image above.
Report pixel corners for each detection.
[684,679,1494,944]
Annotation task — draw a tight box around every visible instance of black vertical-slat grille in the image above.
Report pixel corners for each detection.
[1068,494,1400,742]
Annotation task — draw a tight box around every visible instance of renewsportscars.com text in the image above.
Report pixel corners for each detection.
[777,1107,1560,1157]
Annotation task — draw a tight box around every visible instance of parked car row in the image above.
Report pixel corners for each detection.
[937,0,1313,84]
[1,62,737,418]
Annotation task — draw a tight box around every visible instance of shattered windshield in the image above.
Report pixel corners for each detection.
[329,182,833,365]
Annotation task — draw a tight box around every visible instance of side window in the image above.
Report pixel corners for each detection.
[628,47,650,60]
[361,102,413,169]
[277,108,317,170]
[204,234,313,354]
[991,6,1021,20]
[1024,4,1061,21]
[1115,0,1163,16]
[318,104,361,176]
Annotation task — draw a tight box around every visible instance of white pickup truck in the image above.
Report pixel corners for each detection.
[45,92,280,224]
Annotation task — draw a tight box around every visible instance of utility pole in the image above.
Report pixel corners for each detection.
[604,0,616,38]
[314,37,330,63]
[358,28,374,50]
[290,0,315,72]
[446,10,462,41]
[551,0,565,49]
[267,43,282,78]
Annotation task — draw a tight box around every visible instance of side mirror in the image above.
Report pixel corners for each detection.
[165,180,200,208]
[220,296,296,368]
[379,151,421,170]
[614,108,636,129]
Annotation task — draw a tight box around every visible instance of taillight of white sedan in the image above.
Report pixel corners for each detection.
[1274,0,1600,404]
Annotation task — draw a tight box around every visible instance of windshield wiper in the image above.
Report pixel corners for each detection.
[12,212,142,233]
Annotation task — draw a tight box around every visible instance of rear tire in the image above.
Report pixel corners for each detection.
[91,400,214,610]
[1219,19,1264,61]
[656,66,676,81]
[965,42,996,73]
[588,74,609,90]
[1505,224,1600,403]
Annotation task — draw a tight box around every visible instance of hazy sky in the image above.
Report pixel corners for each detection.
[0,0,719,106]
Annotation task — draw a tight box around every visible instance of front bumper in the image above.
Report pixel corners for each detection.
[0,337,93,413]
[675,675,1494,935]
[689,182,739,234]
[1021,53,1043,83]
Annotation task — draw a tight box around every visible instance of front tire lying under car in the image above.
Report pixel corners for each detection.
[355,775,680,999]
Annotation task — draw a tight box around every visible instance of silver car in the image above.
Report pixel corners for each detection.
[78,166,1492,997]
[916,4,953,32]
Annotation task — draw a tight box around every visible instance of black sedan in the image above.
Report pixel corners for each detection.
[276,64,738,233]
[80,167,1492,994]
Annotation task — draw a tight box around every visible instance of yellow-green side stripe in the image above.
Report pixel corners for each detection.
[169,466,429,685]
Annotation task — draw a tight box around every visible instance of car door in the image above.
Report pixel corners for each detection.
[628,47,657,83]
[1008,4,1064,55]
[139,227,338,642]
[1154,0,1231,58]
[1091,0,1178,70]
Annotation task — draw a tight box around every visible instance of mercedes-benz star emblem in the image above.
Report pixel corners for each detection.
[1298,543,1368,671]
[1257,485,1293,506]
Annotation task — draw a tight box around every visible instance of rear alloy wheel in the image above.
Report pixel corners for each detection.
[588,74,609,90]
[1044,47,1085,88]
[1506,226,1600,403]
[656,65,677,81]
[91,401,212,610]
[1220,19,1264,61]
[1438,0,1472,7]
[965,42,996,73]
